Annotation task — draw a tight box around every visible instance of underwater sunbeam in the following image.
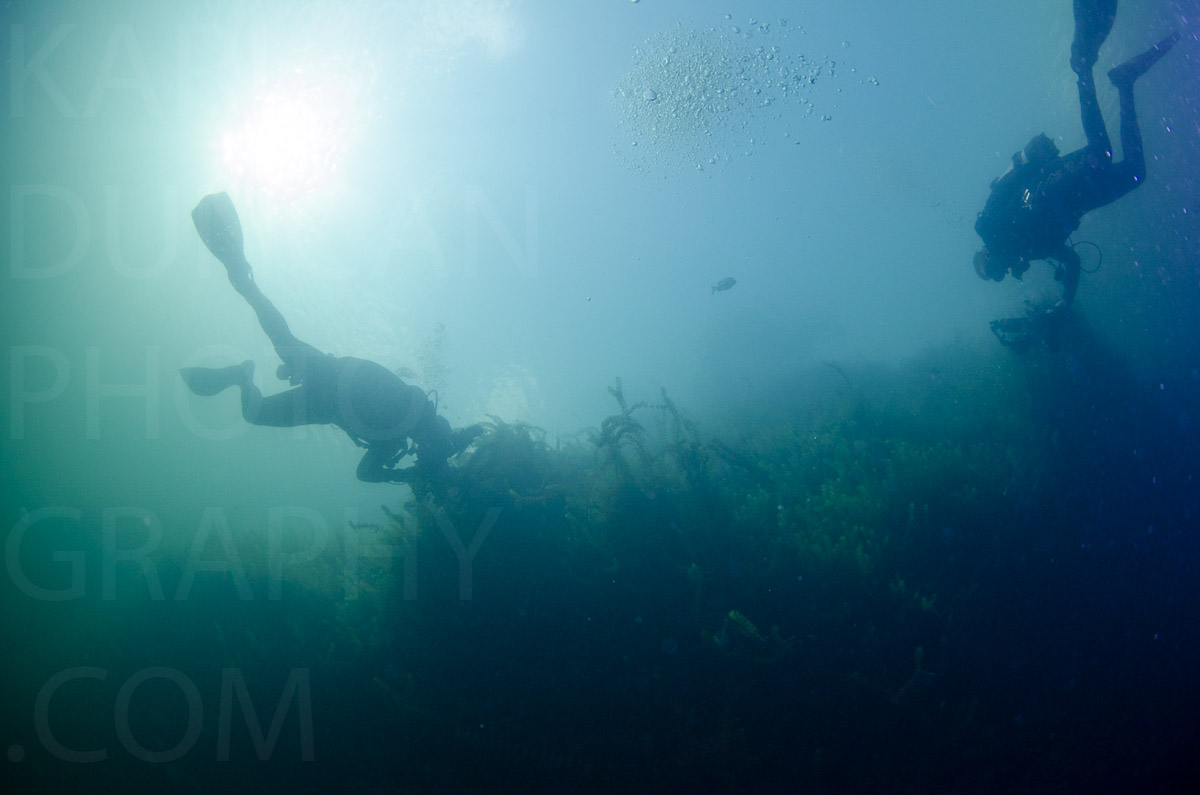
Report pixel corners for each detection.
[221,68,358,202]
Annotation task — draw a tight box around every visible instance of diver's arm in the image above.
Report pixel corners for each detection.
[356,445,402,484]
[387,467,414,484]
[1054,245,1081,308]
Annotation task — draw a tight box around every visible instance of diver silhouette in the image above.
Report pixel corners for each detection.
[974,0,1178,312]
[181,192,480,484]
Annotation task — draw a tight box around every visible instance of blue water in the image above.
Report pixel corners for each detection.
[2,1,1199,792]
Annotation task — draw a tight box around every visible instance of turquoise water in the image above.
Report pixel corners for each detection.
[3,1,1198,792]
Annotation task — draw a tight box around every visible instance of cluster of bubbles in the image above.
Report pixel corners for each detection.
[418,322,449,396]
[613,16,876,175]
[477,364,543,424]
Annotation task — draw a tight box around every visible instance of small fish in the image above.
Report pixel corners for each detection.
[711,277,737,294]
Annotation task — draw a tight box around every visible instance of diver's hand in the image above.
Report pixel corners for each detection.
[451,424,485,453]
[1044,300,1071,318]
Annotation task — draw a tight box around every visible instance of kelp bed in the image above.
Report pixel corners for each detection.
[18,327,1196,794]
[312,327,1198,792]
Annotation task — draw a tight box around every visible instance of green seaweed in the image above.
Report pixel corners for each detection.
[344,344,1076,786]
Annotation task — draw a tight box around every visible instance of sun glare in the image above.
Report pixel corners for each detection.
[214,0,523,205]
[221,69,358,202]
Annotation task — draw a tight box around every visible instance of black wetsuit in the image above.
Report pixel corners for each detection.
[975,0,1148,306]
[227,269,454,483]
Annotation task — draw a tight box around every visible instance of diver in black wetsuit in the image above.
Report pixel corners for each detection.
[974,0,1178,312]
[181,192,480,484]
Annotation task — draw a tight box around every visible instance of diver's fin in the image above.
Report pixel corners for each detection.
[191,192,251,279]
[1108,32,1180,88]
[1069,0,1117,76]
[179,361,253,396]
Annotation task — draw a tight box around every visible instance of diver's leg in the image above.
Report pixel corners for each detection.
[1071,0,1117,76]
[179,359,285,426]
[180,357,331,428]
[1064,0,1124,160]
[1083,79,1145,209]
[227,276,322,370]
[1108,32,1179,90]
[1113,79,1145,182]
[180,360,254,397]
[191,192,323,373]
[239,384,336,428]
[1085,33,1180,209]
[1076,66,1112,158]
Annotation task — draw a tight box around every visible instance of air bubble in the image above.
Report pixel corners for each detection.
[614,21,867,175]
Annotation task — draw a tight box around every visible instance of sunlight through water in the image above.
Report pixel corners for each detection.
[220,67,359,202]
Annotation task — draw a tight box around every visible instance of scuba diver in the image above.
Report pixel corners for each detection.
[181,192,481,485]
[973,0,1179,348]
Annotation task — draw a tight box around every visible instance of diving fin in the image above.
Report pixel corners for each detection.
[1069,0,1117,76]
[179,361,254,396]
[1108,32,1180,89]
[191,192,252,282]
